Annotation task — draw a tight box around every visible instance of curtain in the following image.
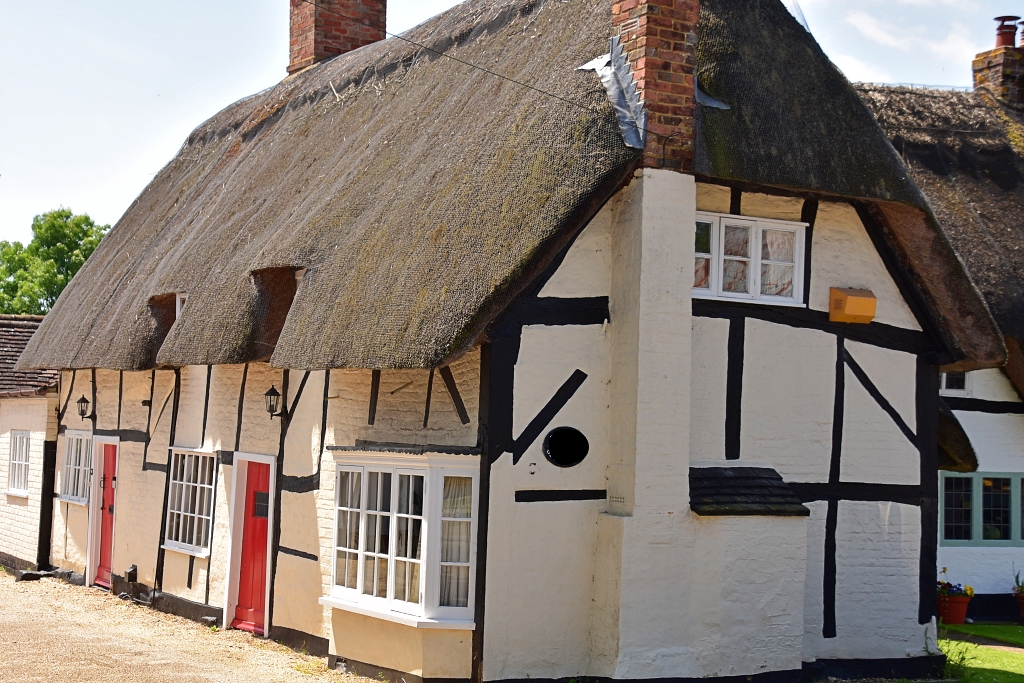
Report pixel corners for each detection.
[440,476,473,607]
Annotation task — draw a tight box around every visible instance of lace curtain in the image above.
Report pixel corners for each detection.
[440,476,473,607]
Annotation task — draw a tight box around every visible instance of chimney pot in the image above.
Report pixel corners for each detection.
[288,0,387,74]
[994,16,1020,48]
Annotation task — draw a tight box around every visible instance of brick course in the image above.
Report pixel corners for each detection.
[612,0,698,170]
[288,0,386,74]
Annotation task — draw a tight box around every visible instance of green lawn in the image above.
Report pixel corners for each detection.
[940,638,1024,682]
[945,624,1024,649]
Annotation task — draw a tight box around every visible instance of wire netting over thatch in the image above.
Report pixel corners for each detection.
[19,0,638,371]
[695,0,919,203]
[857,85,1024,349]
[18,0,1004,372]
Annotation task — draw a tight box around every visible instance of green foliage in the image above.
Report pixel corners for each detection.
[944,624,1024,649]
[941,637,1024,682]
[0,209,108,315]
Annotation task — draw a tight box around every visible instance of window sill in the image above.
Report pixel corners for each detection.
[59,497,89,507]
[161,544,211,560]
[319,596,475,630]
[5,490,29,499]
[691,291,807,308]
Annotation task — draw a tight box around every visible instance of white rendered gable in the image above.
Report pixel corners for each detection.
[539,205,612,298]
[810,202,921,331]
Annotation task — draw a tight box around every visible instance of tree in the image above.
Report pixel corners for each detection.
[0,209,109,315]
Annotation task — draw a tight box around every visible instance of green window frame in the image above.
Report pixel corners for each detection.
[940,472,1024,547]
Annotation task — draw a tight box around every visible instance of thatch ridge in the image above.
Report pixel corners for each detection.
[19,0,637,371]
[858,85,1024,376]
[17,0,1003,372]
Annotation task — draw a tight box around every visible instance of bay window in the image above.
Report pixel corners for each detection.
[329,456,477,623]
[693,212,807,306]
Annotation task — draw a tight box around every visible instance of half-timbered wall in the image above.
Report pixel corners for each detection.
[939,368,1024,594]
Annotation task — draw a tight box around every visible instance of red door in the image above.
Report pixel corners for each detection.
[233,462,270,633]
[96,444,117,588]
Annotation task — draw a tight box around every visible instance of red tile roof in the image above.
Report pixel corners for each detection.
[0,316,58,397]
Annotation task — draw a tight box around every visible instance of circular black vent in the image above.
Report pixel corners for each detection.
[543,427,590,468]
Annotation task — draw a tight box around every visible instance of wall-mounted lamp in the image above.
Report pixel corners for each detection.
[265,386,282,419]
[77,395,91,420]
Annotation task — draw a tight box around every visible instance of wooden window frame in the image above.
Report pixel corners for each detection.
[328,454,478,624]
[7,431,30,496]
[163,450,216,558]
[940,371,971,398]
[940,471,1024,547]
[59,431,93,505]
[692,211,807,307]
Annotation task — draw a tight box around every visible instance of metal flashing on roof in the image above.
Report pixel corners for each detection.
[696,80,730,110]
[577,37,647,149]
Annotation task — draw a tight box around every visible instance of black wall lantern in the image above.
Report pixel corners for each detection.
[264,386,282,419]
[76,395,91,420]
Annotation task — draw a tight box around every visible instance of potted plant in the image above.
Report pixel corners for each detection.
[1012,572,1024,623]
[937,580,974,625]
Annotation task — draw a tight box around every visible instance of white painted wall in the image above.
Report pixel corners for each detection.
[966,369,1021,403]
[809,202,920,331]
[0,396,55,568]
[808,501,933,660]
[840,343,919,486]
[955,412,1024,472]
[690,317,728,461]
[539,205,612,299]
[938,545,1024,594]
[483,323,610,680]
[741,319,835,482]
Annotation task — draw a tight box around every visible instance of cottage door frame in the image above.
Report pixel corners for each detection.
[223,452,276,636]
[86,435,120,588]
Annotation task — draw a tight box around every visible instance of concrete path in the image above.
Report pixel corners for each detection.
[0,568,362,683]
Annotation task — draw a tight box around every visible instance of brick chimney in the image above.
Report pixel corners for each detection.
[288,0,387,75]
[973,16,1024,105]
[612,0,699,170]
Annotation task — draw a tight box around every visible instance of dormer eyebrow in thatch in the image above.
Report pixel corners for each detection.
[17,0,1002,373]
[18,0,638,372]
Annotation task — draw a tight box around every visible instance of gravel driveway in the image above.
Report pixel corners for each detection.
[0,567,365,683]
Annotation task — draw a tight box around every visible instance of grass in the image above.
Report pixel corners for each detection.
[940,638,1024,682]
[945,624,1024,649]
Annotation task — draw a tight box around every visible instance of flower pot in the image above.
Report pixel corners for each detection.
[938,595,971,625]
[1015,594,1024,624]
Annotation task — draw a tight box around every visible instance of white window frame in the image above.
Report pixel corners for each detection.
[60,431,93,505]
[324,452,478,628]
[8,431,30,495]
[940,371,971,397]
[692,211,807,307]
[162,450,216,558]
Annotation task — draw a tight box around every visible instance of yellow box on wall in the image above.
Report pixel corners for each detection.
[829,288,877,324]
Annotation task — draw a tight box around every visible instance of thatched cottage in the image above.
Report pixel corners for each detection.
[0,315,59,571]
[16,0,1007,680]
[858,16,1024,623]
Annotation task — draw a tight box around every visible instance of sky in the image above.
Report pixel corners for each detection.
[0,0,1020,243]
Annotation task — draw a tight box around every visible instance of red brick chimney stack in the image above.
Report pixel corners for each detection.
[288,0,387,75]
[973,16,1024,105]
[612,0,699,170]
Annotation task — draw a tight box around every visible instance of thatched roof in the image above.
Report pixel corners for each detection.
[857,85,1024,387]
[695,0,1002,370]
[17,0,1003,372]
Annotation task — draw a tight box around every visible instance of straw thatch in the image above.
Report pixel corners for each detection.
[858,85,1024,385]
[20,0,637,371]
[17,0,1003,372]
[695,0,1003,370]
